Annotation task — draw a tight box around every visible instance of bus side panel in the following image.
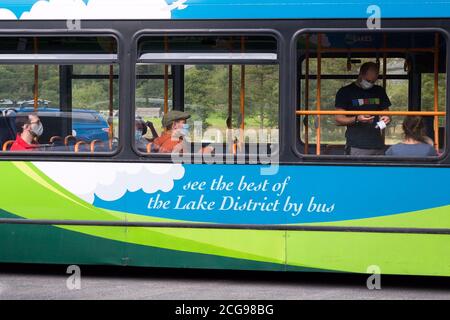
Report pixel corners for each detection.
[286,231,450,277]
[124,227,288,271]
[0,223,126,266]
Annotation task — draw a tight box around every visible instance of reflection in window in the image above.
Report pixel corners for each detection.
[135,35,279,159]
[297,32,447,157]
[0,36,119,153]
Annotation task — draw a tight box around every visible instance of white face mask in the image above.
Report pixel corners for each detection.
[30,122,43,137]
[360,79,374,90]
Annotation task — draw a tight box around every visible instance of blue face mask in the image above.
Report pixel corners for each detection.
[179,124,190,136]
[135,130,143,141]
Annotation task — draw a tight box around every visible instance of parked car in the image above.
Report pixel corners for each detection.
[13,105,110,143]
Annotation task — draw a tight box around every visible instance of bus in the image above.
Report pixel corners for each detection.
[0,0,449,277]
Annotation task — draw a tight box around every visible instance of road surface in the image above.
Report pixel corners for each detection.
[0,264,449,300]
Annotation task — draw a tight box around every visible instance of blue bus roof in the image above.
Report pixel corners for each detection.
[0,0,448,20]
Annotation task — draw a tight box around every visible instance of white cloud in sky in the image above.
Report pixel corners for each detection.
[19,0,188,20]
[0,8,17,20]
[33,162,185,204]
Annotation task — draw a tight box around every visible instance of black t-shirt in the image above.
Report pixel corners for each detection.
[335,82,391,149]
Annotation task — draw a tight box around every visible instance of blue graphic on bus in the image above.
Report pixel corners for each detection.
[93,165,450,225]
[0,0,448,20]
[171,0,450,19]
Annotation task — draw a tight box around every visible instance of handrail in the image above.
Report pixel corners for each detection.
[316,33,322,155]
[49,136,62,144]
[74,141,88,153]
[433,33,440,151]
[296,110,446,116]
[299,32,443,156]
[64,135,77,146]
[304,34,310,154]
[90,140,105,152]
[2,140,14,151]
[164,36,169,114]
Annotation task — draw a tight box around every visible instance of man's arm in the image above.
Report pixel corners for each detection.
[335,109,375,126]
[335,109,357,126]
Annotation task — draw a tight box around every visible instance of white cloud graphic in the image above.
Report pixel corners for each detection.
[19,0,187,20]
[0,8,17,20]
[33,162,185,204]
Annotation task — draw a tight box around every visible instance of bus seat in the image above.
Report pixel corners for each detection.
[146,142,153,154]
[64,135,77,151]
[64,135,77,146]
[90,140,106,152]
[2,140,14,151]
[74,141,89,153]
[109,137,119,151]
[50,136,64,147]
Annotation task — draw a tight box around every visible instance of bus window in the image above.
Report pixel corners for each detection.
[0,36,119,154]
[296,32,447,158]
[135,35,279,161]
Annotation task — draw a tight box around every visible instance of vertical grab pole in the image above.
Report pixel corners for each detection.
[228,65,235,154]
[108,64,114,142]
[304,34,310,154]
[108,40,115,149]
[239,36,246,152]
[316,33,322,155]
[382,34,387,144]
[383,34,387,89]
[228,65,233,129]
[433,33,440,152]
[33,38,39,112]
[164,36,169,114]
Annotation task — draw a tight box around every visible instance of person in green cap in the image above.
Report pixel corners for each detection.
[152,110,191,153]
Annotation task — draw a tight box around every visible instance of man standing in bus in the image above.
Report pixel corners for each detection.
[10,114,43,151]
[335,62,391,155]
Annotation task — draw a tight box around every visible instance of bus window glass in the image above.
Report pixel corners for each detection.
[0,36,119,154]
[135,35,279,160]
[297,32,447,157]
[135,64,173,143]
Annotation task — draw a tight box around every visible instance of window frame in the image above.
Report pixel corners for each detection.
[131,29,283,163]
[0,32,122,158]
[291,28,450,164]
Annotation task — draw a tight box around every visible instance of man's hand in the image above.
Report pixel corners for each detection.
[380,115,391,125]
[357,115,375,123]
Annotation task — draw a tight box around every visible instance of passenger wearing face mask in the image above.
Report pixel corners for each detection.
[10,114,43,151]
[335,62,391,155]
[135,117,150,152]
[152,110,215,154]
[152,110,192,154]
